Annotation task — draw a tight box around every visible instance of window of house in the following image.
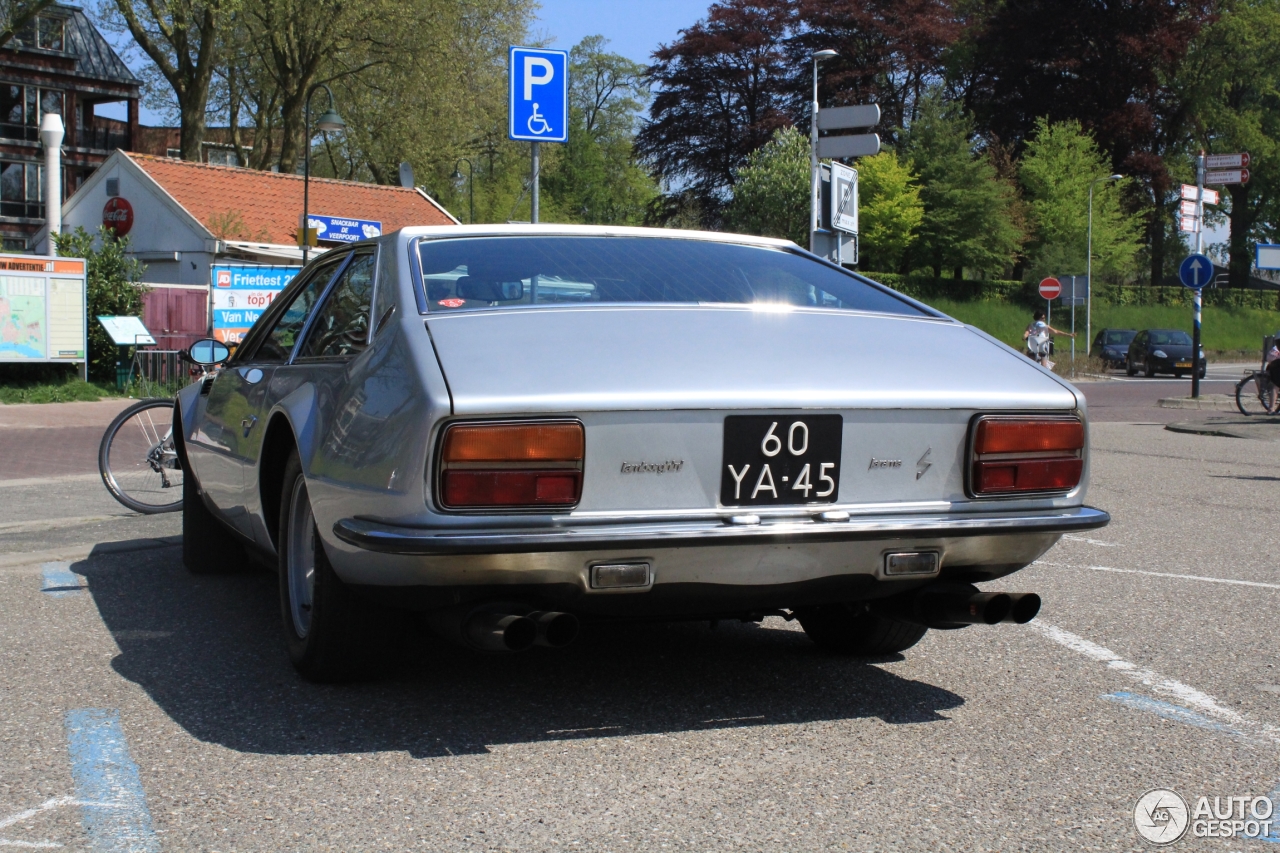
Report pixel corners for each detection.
[0,85,64,141]
[0,161,43,218]
[1,236,26,252]
[206,148,240,167]
[15,15,66,51]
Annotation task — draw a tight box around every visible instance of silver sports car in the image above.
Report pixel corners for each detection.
[177,224,1108,681]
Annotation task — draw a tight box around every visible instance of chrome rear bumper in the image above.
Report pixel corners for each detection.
[333,506,1109,556]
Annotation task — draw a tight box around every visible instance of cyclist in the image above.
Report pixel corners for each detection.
[1266,335,1280,386]
[1023,310,1074,365]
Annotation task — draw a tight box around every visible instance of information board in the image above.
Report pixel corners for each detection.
[306,215,382,244]
[211,265,301,344]
[0,254,87,363]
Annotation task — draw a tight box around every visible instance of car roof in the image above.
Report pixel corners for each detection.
[390,223,797,250]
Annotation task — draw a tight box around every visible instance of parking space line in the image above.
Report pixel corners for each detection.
[39,564,83,597]
[1102,692,1244,737]
[1035,560,1280,590]
[0,795,115,849]
[65,710,159,852]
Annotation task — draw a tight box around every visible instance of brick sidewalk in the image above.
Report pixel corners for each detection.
[0,399,136,480]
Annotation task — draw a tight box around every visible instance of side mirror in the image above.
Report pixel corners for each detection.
[188,338,230,366]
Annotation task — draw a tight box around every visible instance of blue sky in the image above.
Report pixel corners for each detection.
[532,0,708,64]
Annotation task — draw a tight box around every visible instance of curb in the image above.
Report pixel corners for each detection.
[1157,395,1238,411]
[1165,419,1280,441]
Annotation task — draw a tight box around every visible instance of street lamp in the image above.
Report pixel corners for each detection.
[451,158,474,224]
[302,84,345,264]
[809,49,838,253]
[1086,173,1123,355]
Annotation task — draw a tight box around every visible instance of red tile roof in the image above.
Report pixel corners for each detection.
[127,152,455,244]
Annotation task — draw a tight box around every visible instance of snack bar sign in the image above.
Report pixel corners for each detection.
[306,215,382,244]
[211,265,300,344]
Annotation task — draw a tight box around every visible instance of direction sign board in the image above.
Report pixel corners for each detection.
[1178,215,1199,234]
[1257,244,1280,271]
[1205,169,1249,185]
[306,214,382,244]
[1038,277,1062,300]
[1181,184,1219,204]
[817,104,880,131]
[508,46,568,143]
[829,162,858,233]
[1179,200,1199,216]
[1205,153,1249,170]
[816,133,880,160]
[1179,253,1214,289]
[1058,274,1088,305]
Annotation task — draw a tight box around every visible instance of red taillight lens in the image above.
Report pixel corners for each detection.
[970,416,1084,496]
[438,421,584,509]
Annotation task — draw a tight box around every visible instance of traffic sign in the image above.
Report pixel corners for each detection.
[1258,244,1280,271]
[1181,184,1219,204]
[829,162,857,233]
[816,133,880,159]
[1177,215,1199,234]
[1178,200,1198,216]
[1205,168,1249,185]
[1179,253,1214,289]
[1205,152,1249,170]
[817,104,880,131]
[1038,277,1062,299]
[508,46,568,143]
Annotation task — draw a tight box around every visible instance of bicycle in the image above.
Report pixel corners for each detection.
[98,341,227,513]
[1235,369,1279,416]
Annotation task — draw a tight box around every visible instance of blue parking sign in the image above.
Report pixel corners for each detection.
[509,46,568,143]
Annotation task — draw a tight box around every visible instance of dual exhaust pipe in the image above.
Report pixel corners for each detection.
[879,583,1040,629]
[426,603,579,653]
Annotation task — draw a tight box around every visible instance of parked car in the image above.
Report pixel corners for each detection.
[1092,328,1136,369]
[1125,328,1206,378]
[176,225,1109,682]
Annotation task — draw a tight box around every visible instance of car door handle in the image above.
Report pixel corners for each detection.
[241,415,258,437]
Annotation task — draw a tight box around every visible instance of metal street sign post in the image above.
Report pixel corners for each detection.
[811,100,878,255]
[1205,169,1249,185]
[1205,153,1250,170]
[1059,275,1088,368]
[1039,277,1061,328]
[1181,184,1219,205]
[829,162,858,235]
[816,134,880,160]
[508,46,568,223]
[1180,249,1213,398]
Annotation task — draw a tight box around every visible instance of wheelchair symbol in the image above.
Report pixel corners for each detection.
[527,103,552,135]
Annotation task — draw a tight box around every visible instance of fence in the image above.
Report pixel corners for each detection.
[126,350,193,398]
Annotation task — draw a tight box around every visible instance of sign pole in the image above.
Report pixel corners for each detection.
[531,141,540,224]
[1192,151,1204,399]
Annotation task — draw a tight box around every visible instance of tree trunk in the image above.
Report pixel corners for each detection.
[178,95,207,162]
[1227,184,1252,289]
[276,88,306,175]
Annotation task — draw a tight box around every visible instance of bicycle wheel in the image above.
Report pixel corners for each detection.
[1235,374,1268,416]
[99,398,183,513]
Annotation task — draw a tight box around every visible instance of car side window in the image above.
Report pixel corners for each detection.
[370,253,396,341]
[251,257,346,363]
[296,252,377,360]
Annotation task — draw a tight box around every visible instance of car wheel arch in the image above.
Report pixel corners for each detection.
[259,412,299,551]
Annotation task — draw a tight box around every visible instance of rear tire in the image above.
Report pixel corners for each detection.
[796,603,928,655]
[1126,357,1136,377]
[1236,374,1268,416]
[1144,359,1155,378]
[278,450,386,682]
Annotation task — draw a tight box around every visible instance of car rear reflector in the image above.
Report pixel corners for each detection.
[973,418,1084,455]
[438,421,584,509]
[443,422,584,463]
[970,416,1084,496]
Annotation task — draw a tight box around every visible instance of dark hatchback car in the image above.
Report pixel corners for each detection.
[1126,329,1206,378]
[1092,329,1136,369]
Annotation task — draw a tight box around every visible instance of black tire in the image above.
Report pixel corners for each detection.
[796,603,928,656]
[174,409,248,574]
[98,398,183,513]
[1144,359,1155,378]
[1236,374,1267,416]
[1126,356,1136,377]
[278,449,385,682]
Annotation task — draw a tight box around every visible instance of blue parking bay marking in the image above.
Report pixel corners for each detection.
[41,562,83,597]
[65,709,160,852]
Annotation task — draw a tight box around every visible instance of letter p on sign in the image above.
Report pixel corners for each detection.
[509,46,568,143]
[523,57,554,100]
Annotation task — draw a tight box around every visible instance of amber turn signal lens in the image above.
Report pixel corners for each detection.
[974,418,1083,455]
[443,423,584,463]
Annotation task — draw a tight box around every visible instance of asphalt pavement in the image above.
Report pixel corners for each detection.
[1,387,1278,851]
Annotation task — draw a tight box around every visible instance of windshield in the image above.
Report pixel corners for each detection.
[1149,330,1193,345]
[416,236,930,317]
[1103,330,1136,345]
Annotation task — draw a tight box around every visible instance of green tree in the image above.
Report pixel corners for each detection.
[725,126,809,245]
[1177,0,1280,287]
[54,228,148,383]
[1019,118,1143,281]
[856,150,924,273]
[540,36,658,224]
[903,94,1025,278]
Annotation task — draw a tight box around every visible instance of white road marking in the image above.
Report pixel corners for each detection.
[1061,535,1120,547]
[1028,622,1280,749]
[0,795,120,849]
[1036,560,1280,590]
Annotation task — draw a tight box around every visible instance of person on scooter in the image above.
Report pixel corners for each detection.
[1023,310,1074,364]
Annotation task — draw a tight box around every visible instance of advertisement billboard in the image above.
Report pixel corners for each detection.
[210,265,300,344]
[0,255,87,363]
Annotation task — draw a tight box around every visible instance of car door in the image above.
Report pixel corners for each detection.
[188,254,347,534]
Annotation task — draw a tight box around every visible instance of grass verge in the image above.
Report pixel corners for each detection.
[0,377,118,404]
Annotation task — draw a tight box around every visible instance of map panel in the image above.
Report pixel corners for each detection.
[0,276,46,360]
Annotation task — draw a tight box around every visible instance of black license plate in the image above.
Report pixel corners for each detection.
[720,415,843,506]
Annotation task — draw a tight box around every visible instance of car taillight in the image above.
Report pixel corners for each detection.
[438,421,584,509]
[970,416,1084,496]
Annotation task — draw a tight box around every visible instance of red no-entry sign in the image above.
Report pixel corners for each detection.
[1039,277,1062,299]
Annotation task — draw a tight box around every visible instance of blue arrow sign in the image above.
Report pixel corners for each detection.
[509,46,568,143]
[1179,252,1214,289]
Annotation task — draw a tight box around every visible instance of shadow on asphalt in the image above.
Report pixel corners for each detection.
[73,544,965,758]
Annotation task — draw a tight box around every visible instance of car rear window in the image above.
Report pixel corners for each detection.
[416,236,931,317]
[1103,330,1135,345]
[1149,330,1193,345]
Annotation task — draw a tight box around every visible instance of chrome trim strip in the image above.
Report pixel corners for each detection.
[333,506,1110,556]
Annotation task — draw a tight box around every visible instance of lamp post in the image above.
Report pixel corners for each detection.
[809,49,838,253]
[451,158,475,224]
[1086,173,1123,356]
[302,84,345,265]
